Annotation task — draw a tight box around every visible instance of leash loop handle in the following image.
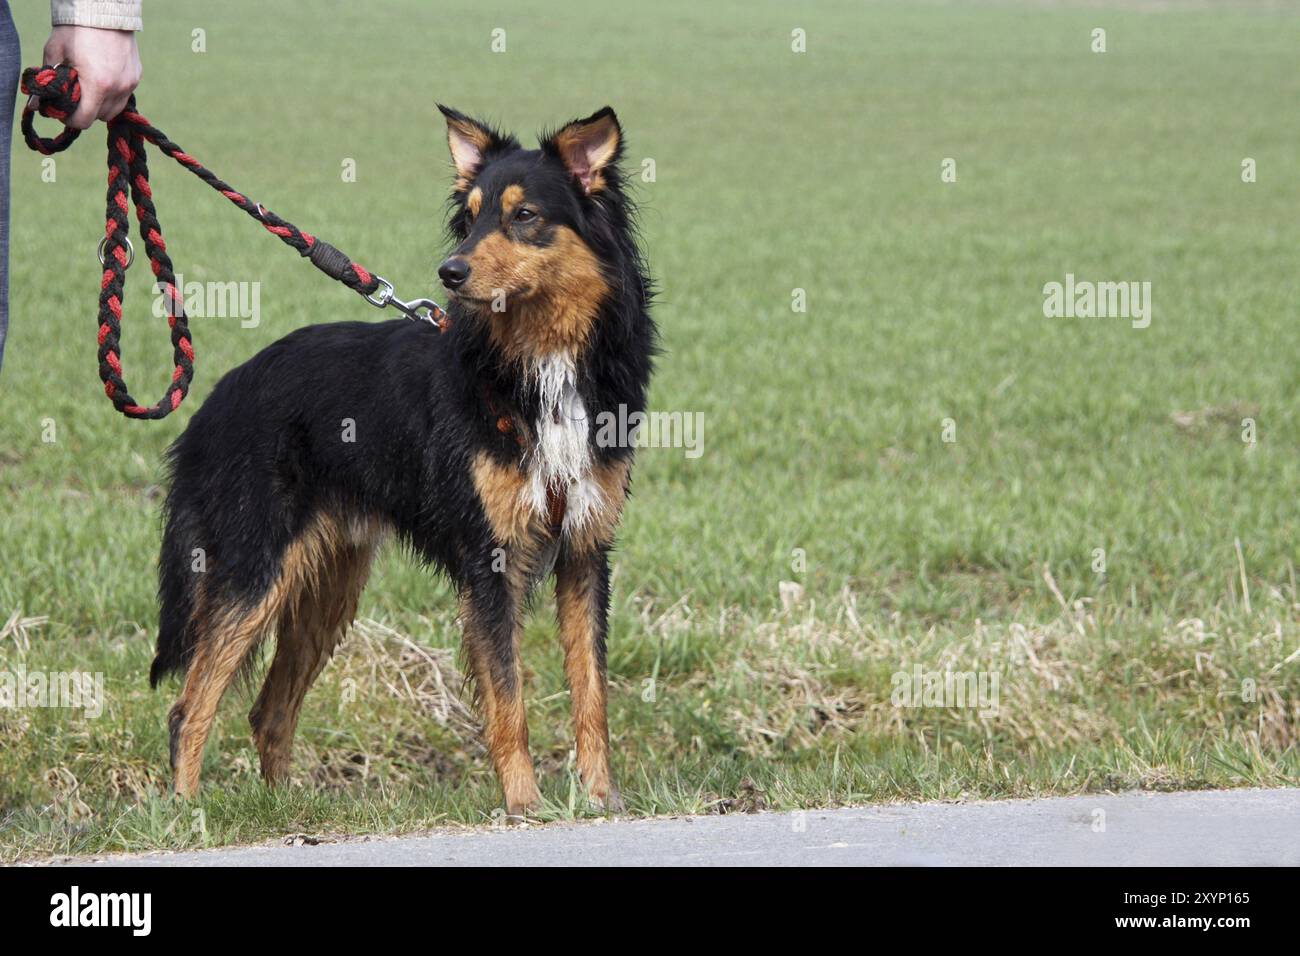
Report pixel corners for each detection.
[20,65,81,154]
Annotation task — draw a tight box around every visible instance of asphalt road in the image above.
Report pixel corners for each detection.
[64,787,1299,867]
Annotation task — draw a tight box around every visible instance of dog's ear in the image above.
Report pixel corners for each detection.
[437,105,505,187]
[543,107,622,195]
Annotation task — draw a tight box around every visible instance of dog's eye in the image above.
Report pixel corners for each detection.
[514,207,537,223]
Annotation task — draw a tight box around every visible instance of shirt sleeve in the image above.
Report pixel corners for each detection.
[51,1,143,32]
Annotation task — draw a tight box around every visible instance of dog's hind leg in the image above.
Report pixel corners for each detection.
[168,598,282,797]
[168,513,348,797]
[249,538,375,784]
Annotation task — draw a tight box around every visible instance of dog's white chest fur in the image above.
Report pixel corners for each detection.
[525,352,602,532]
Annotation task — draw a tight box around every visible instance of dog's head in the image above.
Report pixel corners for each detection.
[435,106,629,354]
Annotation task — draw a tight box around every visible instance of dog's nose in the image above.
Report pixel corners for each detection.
[438,257,470,290]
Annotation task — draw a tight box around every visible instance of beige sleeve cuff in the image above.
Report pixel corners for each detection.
[51,0,143,32]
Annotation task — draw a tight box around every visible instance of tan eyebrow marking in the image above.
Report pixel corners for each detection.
[501,184,525,215]
[467,187,483,217]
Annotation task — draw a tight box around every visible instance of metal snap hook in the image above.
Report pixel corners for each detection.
[361,276,444,325]
[363,275,395,308]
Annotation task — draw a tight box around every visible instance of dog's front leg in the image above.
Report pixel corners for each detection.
[460,567,541,818]
[555,546,623,812]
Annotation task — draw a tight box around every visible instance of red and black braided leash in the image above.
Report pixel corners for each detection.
[20,64,448,420]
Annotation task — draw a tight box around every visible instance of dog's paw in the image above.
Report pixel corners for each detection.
[504,784,542,821]
[589,782,625,815]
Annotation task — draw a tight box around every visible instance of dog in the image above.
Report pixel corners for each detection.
[149,105,655,816]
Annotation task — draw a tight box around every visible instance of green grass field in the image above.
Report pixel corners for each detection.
[2,0,1299,861]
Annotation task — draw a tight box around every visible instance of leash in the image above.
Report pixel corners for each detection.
[20,64,448,420]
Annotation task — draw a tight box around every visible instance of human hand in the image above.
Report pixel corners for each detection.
[40,25,141,129]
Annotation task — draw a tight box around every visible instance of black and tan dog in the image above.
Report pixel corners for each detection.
[149,106,655,815]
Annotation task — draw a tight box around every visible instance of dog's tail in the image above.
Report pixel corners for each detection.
[150,448,201,688]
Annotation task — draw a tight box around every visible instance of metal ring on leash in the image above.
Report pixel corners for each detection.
[97,234,134,269]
